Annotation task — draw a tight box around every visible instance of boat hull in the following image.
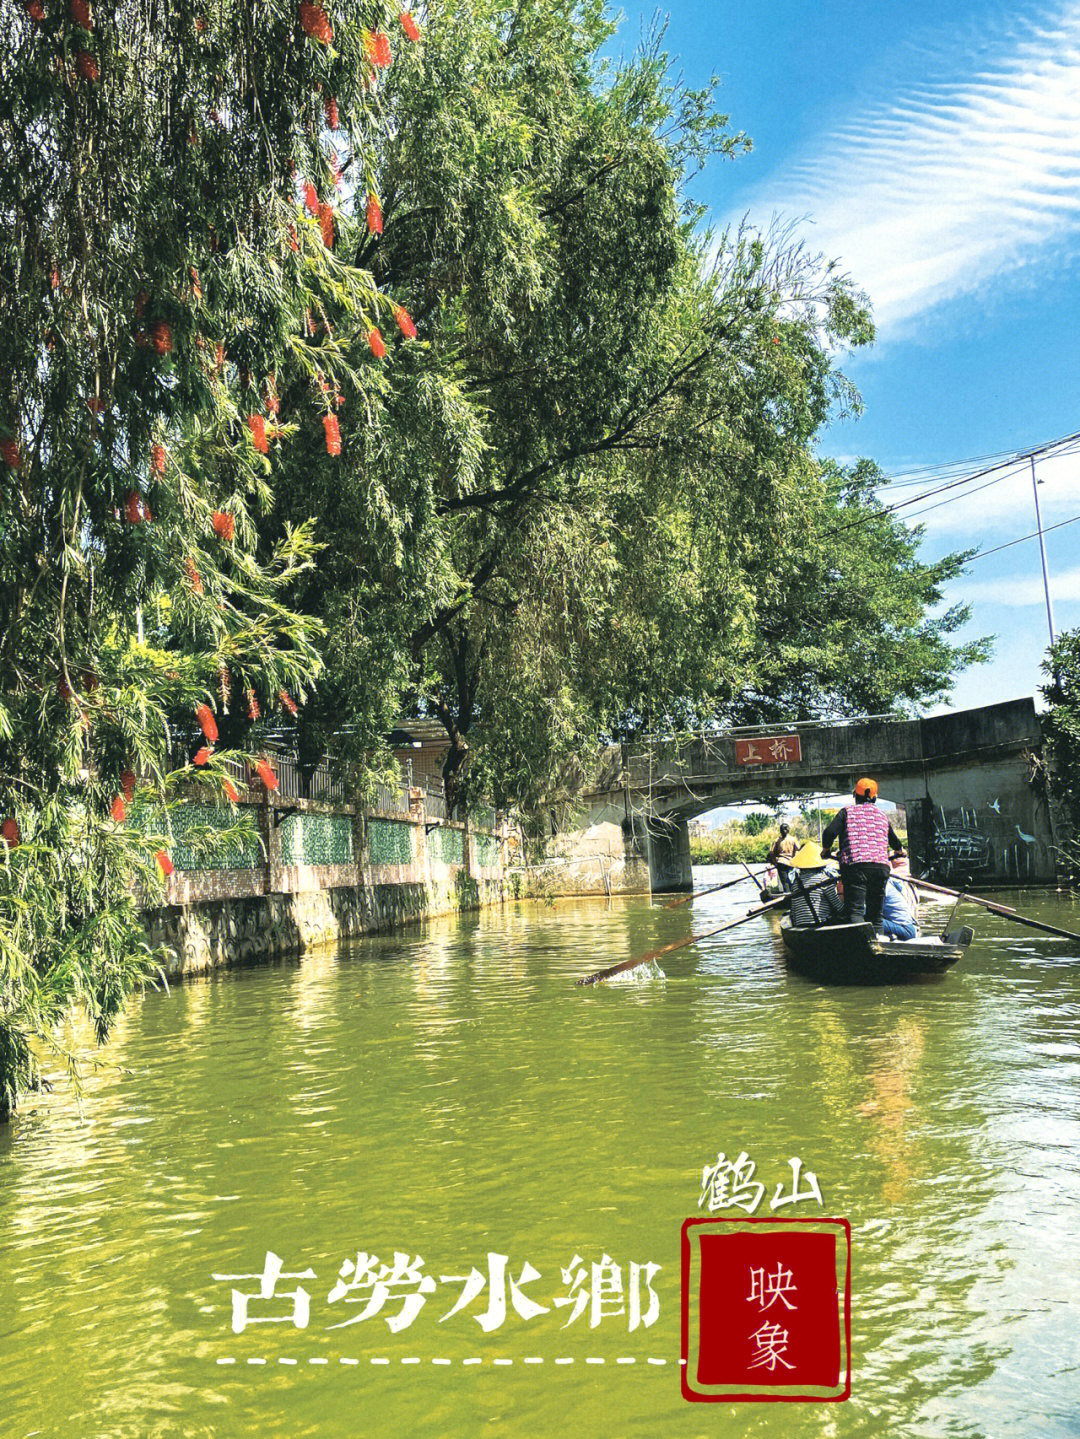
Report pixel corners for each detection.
[780,921,972,985]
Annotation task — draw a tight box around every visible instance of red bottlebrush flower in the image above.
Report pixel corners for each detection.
[223,778,240,803]
[86,396,104,413]
[366,30,392,66]
[287,223,300,253]
[124,490,147,524]
[195,14,206,32]
[212,510,235,542]
[196,703,219,743]
[247,414,269,454]
[366,192,383,236]
[50,266,61,290]
[303,180,318,216]
[156,849,174,877]
[393,304,417,339]
[110,794,126,823]
[151,442,167,474]
[25,1,46,22]
[367,327,386,358]
[324,95,339,130]
[120,768,137,802]
[75,49,99,81]
[246,688,260,721]
[323,412,342,455]
[317,201,335,249]
[190,266,202,302]
[773,335,780,344]
[185,556,203,595]
[194,745,211,766]
[70,0,92,27]
[214,342,225,371]
[298,2,332,42]
[150,320,173,355]
[279,689,299,716]
[265,374,280,415]
[330,153,342,190]
[254,756,279,792]
[1,817,21,847]
[399,11,420,41]
[1,439,22,469]
[305,309,317,337]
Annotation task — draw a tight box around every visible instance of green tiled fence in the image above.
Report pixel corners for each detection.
[429,824,465,867]
[136,801,262,872]
[368,818,414,866]
[281,811,354,867]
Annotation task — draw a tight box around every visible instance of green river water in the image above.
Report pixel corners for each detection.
[2,865,1079,1438]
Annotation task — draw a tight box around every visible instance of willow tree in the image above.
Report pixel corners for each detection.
[265,0,985,814]
[0,0,425,1116]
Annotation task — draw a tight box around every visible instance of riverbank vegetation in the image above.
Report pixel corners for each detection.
[1,0,984,1116]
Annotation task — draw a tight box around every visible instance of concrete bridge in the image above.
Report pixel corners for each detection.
[545,698,1056,893]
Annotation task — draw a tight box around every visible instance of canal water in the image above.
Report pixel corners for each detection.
[1,866,1078,1438]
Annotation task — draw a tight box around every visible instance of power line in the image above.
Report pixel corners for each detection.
[964,511,1080,564]
[825,429,1080,539]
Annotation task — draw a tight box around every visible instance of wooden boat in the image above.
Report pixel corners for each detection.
[780,920,974,985]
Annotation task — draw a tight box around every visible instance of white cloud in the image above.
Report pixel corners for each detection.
[959,562,1080,606]
[736,2,1080,334]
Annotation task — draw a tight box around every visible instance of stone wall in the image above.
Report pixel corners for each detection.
[145,788,506,977]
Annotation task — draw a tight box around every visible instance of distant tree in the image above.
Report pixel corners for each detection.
[1042,631,1080,883]
[742,811,773,836]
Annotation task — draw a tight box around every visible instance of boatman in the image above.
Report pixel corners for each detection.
[767,822,799,890]
[819,778,906,932]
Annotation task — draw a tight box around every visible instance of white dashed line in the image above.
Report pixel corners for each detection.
[219,1352,677,1369]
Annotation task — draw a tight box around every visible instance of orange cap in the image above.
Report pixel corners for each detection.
[854,777,878,798]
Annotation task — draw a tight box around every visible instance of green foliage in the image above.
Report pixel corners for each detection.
[742,811,774,836]
[0,0,414,1116]
[1042,631,1080,883]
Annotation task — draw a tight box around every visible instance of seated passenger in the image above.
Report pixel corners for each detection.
[881,854,919,940]
[787,842,844,927]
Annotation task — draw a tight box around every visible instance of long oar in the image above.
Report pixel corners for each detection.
[907,875,1080,943]
[661,869,763,911]
[577,877,833,987]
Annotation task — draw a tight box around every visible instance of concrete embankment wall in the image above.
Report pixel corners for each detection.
[145,789,506,977]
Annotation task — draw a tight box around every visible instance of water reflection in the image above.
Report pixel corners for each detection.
[0,867,1077,1437]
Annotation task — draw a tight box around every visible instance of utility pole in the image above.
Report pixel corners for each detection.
[1031,455,1056,646]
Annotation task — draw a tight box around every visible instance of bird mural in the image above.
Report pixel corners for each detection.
[1016,825,1036,845]
[987,798,1001,814]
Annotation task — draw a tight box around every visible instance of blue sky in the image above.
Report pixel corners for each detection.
[614,0,1080,713]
